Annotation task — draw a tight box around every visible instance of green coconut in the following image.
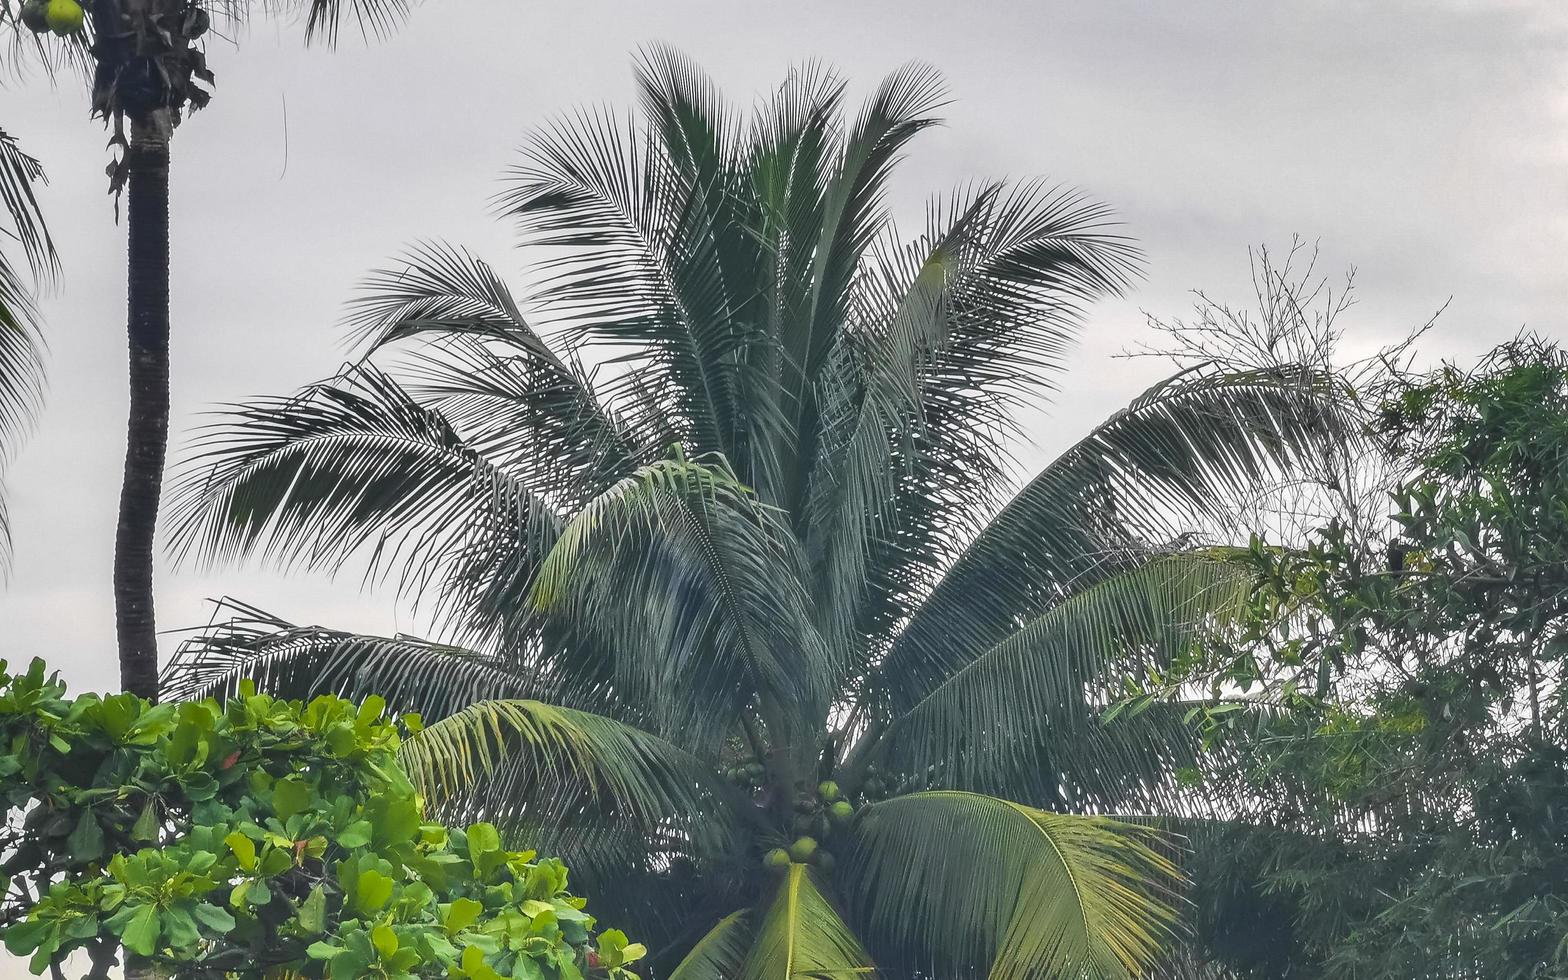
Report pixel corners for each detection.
[44,0,83,35]
[19,0,49,33]
[788,836,818,863]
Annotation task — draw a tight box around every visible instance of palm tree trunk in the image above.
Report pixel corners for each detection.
[114,111,172,702]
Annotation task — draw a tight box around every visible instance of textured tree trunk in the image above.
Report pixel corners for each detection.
[114,111,173,702]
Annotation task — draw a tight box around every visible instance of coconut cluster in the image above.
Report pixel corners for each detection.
[762,779,859,875]
[19,0,84,36]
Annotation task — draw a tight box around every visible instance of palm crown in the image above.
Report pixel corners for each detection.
[166,50,1347,978]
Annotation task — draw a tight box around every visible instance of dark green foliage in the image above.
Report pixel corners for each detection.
[1141,338,1568,978]
[0,658,643,979]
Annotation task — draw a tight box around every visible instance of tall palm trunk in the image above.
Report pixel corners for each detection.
[114,111,172,702]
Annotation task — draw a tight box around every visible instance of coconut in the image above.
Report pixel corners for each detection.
[44,0,83,35]
[828,800,855,825]
[763,848,790,869]
[788,836,818,863]
[19,0,49,32]
[817,779,841,800]
[815,850,835,874]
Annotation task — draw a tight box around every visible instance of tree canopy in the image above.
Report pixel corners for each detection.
[162,52,1354,977]
[1133,336,1568,978]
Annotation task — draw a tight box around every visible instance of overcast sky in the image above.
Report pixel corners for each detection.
[2,0,1565,697]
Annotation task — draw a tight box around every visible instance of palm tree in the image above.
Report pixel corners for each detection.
[0,127,52,574]
[164,51,1350,977]
[1,0,412,700]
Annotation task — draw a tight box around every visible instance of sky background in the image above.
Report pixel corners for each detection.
[2,0,1565,694]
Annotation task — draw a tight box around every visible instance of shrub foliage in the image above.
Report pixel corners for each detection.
[0,659,643,979]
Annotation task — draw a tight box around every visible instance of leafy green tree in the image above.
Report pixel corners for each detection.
[0,656,645,979]
[164,51,1351,977]
[1137,337,1568,978]
[0,127,52,571]
[1,0,411,700]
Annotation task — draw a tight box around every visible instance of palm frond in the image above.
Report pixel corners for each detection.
[0,128,56,283]
[401,698,731,849]
[742,864,874,980]
[345,240,553,355]
[289,0,409,45]
[0,127,51,572]
[160,599,526,718]
[531,452,834,745]
[878,364,1356,714]
[496,84,744,460]
[809,182,1142,670]
[844,791,1179,979]
[669,910,754,980]
[868,554,1253,810]
[787,61,947,397]
[166,363,562,644]
[346,242,640,505]
[0,126,50,452]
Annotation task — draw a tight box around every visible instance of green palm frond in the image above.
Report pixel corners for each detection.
[344,241,640,503]
[160,599,529,719]
[669,910,754,980]
[845,791,1179,980]
[789,61,949,386]
[345,240,553,354]
[531,451,834,744]
[867,553,1253,809]
[401,698,730,846]
[806,181,1141,658]
[0,128,56,285]
[274,0,408,45]
[880,364,1355,714]
[400,337,637,511]
[497,54,752,461]
[0,127,51,572]
[742,864,875,980]
[167,363,562,642]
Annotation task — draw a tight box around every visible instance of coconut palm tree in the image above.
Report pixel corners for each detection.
[0,127,52,573]
[163,51,1351,978]
[1,0,412,701]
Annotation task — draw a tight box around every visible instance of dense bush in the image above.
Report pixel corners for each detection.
[1139,338,1568,978]
[0,659,644,979]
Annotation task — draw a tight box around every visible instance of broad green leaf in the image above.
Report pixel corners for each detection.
[444,897,484,935]
[273,777,311,820]
[192,903,236,934]
[225,831,257,871]
[298,885,328,934]
[356,869,394,914]
[120,905,160,957]
[67,811,105,861]
[131,799,159,834]
[337,820,374,848]
[372,923,399,959]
